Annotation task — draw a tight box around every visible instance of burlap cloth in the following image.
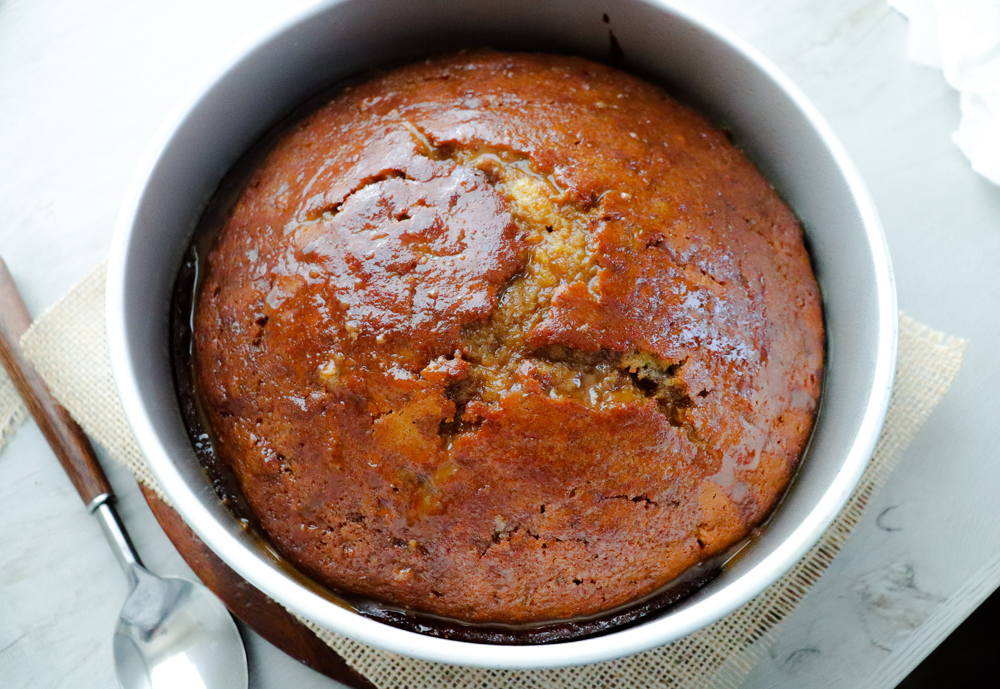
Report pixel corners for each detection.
[1,261,968,689]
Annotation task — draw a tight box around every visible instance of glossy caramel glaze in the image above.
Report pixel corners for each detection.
[193,51,824,624]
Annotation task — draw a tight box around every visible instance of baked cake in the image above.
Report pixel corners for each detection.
[192,50,824,624]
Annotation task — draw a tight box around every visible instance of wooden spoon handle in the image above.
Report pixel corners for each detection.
[0,258,112,509]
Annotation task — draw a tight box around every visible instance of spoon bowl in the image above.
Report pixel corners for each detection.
[92,501,249,689]
[114,564,247,689]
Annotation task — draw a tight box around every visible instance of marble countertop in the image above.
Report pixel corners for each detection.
[1,0,998,687]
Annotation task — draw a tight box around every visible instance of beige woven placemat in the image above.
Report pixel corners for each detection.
[4,260,968,689]
[0,367,27,452]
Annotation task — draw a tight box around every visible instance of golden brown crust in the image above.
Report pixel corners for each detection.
[193,50,824,624]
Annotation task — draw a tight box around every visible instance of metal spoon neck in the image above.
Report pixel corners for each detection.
[93,499,144,585]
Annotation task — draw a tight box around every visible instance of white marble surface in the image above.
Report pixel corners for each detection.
[0,0,997,687]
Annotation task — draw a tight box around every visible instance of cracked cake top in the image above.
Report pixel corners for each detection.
[192,50,824,625]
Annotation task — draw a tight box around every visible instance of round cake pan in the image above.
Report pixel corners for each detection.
[107,0,897,669]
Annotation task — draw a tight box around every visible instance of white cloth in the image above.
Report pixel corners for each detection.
[892,0,1000,187]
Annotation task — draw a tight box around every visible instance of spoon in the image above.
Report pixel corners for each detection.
[98,500,248,689]
[0,259,248,689]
